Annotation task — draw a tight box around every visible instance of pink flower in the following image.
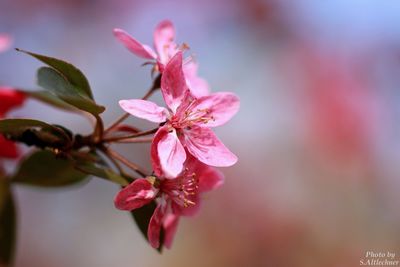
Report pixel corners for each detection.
[113,20,209,97]
[0,87,26,158]
[0,34,12,53]
[119,52,239,178]
[114,155,224,249]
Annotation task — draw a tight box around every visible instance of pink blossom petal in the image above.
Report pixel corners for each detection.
[183,127,237,167]
[163,213,180,249]
[185,154,224,193]
[153,20,176,65]
[183,61,210,97]
[151,127,168,177]
[158,129,186,178]
[119,99,168,123]
[0,34,12,53]
[113,28,157,59]
[185,156,225,192]
[114,179,157,211]
[174,89,195,118]
[184,155,224,192]
[148,203,166,249]
[161,52,188,112]
[189,92,240,127]
[198,165,224,193]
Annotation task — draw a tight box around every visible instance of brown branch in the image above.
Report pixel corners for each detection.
[106,147,149,177]
[102,127,158,143]
[111,137,153,144]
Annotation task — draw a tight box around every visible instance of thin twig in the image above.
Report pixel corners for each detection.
[102,127,158,143]
[103,74,161,135]
[93,115,104,143]
[99,147,137,181]
[106,148,148,177]
[142,87,156,100]
[104,113,130,135]
[112,137,153,144]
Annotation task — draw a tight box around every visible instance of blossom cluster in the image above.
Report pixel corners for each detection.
[113,20,239,248]
[0,20,239,255]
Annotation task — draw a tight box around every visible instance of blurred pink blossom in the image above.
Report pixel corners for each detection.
[0,87,26,159]
[0,34,13,53]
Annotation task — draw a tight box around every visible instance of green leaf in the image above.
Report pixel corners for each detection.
[37,67,105,115]
[130,201,164,252]
[16,49,93,99]
[12,150,88,187]
[20,90,79,112]
[0,119,70,140]
[0,180,16,266]
[74,162,129,186]
[0,119,58,136]
[37,67,78,96]
[0,119,71,149]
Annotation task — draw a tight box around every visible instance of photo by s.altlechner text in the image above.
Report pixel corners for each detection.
[360,251,399,266]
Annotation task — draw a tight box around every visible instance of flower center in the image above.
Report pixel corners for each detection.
[160,168,199,208]
[169,108,214,130]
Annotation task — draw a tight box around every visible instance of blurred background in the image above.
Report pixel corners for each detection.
[1,0,400,266]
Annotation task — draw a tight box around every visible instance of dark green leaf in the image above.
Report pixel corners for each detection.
[0,119,58,136]
[0,119,71,149]
[12,150,88,187]
[37,67,78,96]
[130,201,164,252]
[16,49,93,99]
[0,119,69,140]
[74,162,129,186]
[37,67,105,115]
[0,180,16,266]
[20,90,79,112]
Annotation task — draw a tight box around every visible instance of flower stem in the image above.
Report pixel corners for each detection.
[106,148,148,177]
[93,115,104,143]
[103,74,161,135]
[142,87,157,100]
[99,147,138,181]
[102,127,158,143]
[111,137,153,144]
[143,74,161,100]
[104,113,130,135]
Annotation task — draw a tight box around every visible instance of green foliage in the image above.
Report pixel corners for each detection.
[75,162,130,186]
[37,67,105,115]
[20,90,79,112]
[12,150,88,187]
[17,49,105,115]
[0,119,71,149]
[16,49,94,99]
